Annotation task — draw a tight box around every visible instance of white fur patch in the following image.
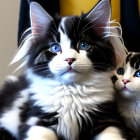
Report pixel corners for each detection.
[59,17,71,51]
[25,126,58,140]
[94,126,125,140]
[6,75,18,82]
[26,117,39,126]
[26,69,114,140]
[0,90,29,137]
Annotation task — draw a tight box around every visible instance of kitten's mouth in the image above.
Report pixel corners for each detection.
[68,67,74,72]
[122,86,132,92]
[66,66,79,73]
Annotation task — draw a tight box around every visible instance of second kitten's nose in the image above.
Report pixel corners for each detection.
[65,58,76,65]
[122,79,130,85]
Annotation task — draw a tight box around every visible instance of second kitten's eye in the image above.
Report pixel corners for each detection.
[79,41,90,50]
[50,44,61,53]
[117,67,124,75]
[134,70,140,77]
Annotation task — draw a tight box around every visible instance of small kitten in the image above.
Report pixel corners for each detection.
[114,52,140,140]
[0,0,131,140]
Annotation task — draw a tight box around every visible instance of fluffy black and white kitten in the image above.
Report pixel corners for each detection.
[0,0,131,140]
[114,52,140,140]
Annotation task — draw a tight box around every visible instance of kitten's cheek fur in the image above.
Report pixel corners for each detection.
[48,55,71,75]
[115,81,124,91]
[25,126,58,140]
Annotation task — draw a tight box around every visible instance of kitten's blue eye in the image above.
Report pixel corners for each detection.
[50,44,61,53]
[79,41,90,50]
[134,70,140,77]
[117,67,124,75]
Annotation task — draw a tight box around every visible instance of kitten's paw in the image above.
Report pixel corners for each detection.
[25,126,58,140]
[93,126,126,140]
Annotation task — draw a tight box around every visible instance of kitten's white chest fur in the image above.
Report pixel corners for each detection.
[118,101,140,129]
[27,70,114,140]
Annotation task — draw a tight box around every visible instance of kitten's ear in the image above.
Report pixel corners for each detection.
[10,2,54,66]
[30,2,54,41]
[85,0,111,37]
[109,29,128,65]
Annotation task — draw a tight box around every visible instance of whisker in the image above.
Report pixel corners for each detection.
[77,15,82,32]
[37,70,54,79]
[80,24,96,35]
[33,67,49,72]
[81,18,98,34]
[51,21,57,31]
[94,64,115,68]
[32,63,48,68]
[93,66,114,70]
[33,30,56,38]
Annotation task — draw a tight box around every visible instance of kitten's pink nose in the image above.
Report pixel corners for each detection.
[122,79,130,84]
[65,58,76,65]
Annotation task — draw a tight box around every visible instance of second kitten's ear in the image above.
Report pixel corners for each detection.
[30,2,54,41]
[85,0,111,37]
[109,29,128,65]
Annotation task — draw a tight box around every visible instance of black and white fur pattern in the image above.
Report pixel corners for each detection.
[0,0,131,140]
[114,52,140,140]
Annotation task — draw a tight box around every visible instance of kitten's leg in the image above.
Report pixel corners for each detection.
[93,126,127,140]
[23,126,58,140]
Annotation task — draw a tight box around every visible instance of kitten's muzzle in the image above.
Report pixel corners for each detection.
[65,58,76,65]
[122,79,130,85]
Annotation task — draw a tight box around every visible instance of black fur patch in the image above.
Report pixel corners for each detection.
[0,128,16,140]
[79,101,133,140]
[111,75,118,84]
[126,53,133,64]
[0,75,29,115]
[127,53,140,69]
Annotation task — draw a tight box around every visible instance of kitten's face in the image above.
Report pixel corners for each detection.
[28,15,115,83]
[13,1,123,84]
[114,53,140,98]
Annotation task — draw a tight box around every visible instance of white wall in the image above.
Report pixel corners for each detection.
[0,0,20,84]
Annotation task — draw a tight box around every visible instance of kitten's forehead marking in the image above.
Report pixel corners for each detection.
[123,63,133,80]
[58,17,87,58]
[58,17,71,51]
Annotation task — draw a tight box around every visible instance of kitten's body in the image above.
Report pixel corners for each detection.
[0,70,120,140]
[114,52,140,140]
[0,1,131,140]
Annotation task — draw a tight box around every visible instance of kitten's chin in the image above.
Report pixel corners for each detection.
[57,71,82,83]
[120,87,134,98]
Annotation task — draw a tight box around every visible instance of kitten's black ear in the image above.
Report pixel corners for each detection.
[85,0,111,37]
[30,2,54,41]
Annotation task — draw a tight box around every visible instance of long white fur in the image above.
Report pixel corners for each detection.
[26,68,114,140]
[10,34,32,65]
